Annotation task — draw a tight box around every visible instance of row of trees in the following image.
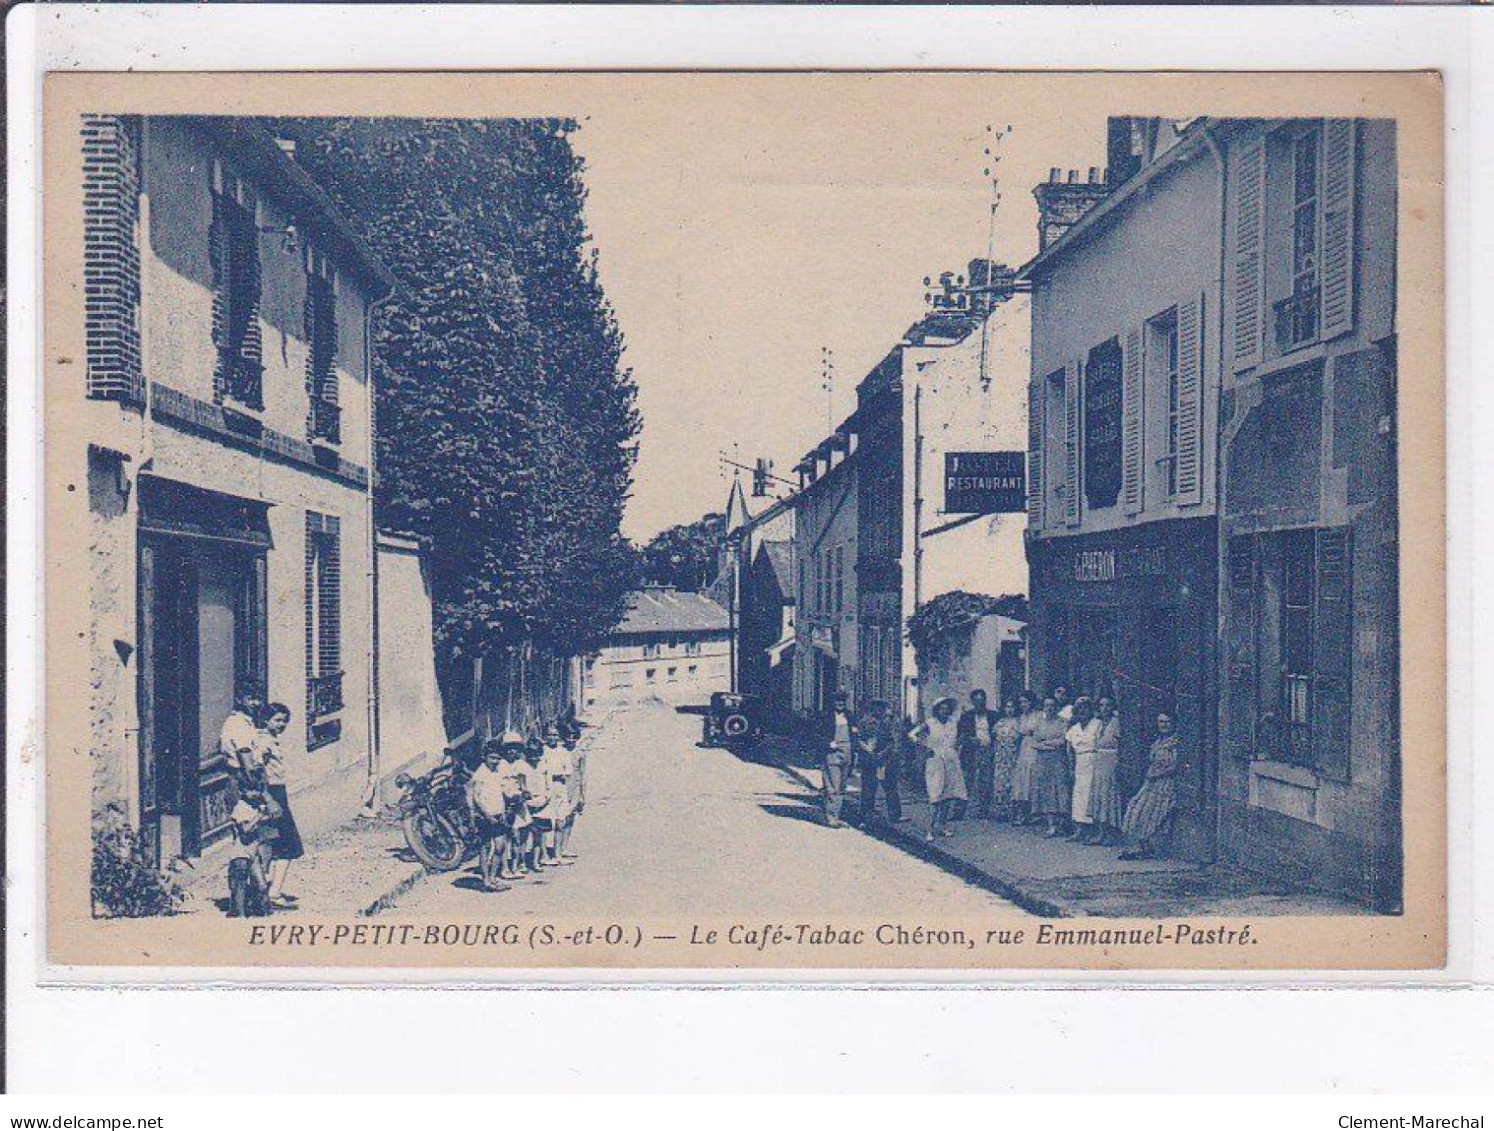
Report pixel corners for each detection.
[275,118,642,669]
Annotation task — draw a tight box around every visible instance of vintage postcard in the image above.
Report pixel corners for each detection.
[41,70,1444,975]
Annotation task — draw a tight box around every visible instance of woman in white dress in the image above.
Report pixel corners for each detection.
[909,696,965,842]
[1065,697,1103,843]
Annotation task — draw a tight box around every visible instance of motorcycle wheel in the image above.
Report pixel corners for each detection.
[402,807,467,872]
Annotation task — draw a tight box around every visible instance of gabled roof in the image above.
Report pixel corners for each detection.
[614,588,729,636]
[724,476,753,537]
[188,117,399,296]
[756,540,795,596]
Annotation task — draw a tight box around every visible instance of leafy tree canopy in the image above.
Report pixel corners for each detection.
[906,590,1029,659]
[269,117,642,659]
[636,512,725,592]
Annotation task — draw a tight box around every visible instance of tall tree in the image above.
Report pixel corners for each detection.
[271,118,641,663]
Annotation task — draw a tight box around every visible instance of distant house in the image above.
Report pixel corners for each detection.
[587,588,731,706]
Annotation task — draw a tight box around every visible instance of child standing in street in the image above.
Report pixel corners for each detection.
[468,738,513,892]
[542,722,577,866]
[497,734,532,879]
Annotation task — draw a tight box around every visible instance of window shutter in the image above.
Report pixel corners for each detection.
[1027,381,1044,530]
[1121,327,1145,516]
[1174,295,1204,505]
[137,543,158,823]
[1232,135,1265,372]
[82,115,143,403]
[208,193,233,403]
[1319,119,1358,341]
[1311,527,1353,781]
[1063,360,1081,527]
[1225,535,1258,761]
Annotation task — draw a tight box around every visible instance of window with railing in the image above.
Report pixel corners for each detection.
[1274,126,1321,352]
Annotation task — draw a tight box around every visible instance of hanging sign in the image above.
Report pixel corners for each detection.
[944,451,1026,514]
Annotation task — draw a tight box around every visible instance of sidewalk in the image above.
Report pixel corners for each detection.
[758,733,1365,918]
[178,810,427,918]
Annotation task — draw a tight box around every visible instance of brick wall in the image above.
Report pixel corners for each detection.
[82,114,143,403]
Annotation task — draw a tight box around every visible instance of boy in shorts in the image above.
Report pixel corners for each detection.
[467,738,513,892]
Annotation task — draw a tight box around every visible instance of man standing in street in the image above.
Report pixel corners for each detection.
[957,689,1000,820]
[822,691,855,829]
[857,699,906,826]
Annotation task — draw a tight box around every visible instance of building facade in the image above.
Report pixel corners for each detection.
[588,588,731,706]
[738,539,797,729]
[856,261,1032,722]
[80,116,396,865]
[1022,122,1224,862]
[1216,118,1401,910]
[791,421,859,718]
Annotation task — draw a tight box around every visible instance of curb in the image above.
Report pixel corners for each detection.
[773,760,1069,919]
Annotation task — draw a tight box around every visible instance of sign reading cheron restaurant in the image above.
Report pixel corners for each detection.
[944,451,1026,515]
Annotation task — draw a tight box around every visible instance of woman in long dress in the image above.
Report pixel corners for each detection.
[1008,691,1040,825]
[1030,695,1072,838]
[1065,696,1102,842]
[990,697,1023,822]
[909,696,965,842]
[255,702,305,909]
[1120,712,1183,860]
[1085,696,1125,845]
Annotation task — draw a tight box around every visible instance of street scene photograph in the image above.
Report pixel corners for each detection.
[43,70,1445,972]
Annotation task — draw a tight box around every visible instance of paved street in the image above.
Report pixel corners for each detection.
[379,699,1018,919]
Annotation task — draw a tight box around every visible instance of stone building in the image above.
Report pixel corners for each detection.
[79,115,397,865]
[1021,119,1225,862]
[1215,118,1401,910]
[586,588,731,706]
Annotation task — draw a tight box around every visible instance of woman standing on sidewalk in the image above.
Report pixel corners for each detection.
[991,697,1023,822]
[1008,691,1040,825]
[255,703,305,909]
[1030,694,1072,838]
[910,696,965,842]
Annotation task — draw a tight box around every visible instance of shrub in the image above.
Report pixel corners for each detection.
[91,805,184,918]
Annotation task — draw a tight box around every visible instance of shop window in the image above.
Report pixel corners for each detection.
[1233,527,1352,778]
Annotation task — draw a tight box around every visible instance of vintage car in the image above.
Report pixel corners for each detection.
[700,691,765,747]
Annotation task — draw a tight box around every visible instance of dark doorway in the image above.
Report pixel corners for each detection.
[138,532,267,862]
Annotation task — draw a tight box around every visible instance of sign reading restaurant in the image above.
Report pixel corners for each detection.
[944,451,1026,515]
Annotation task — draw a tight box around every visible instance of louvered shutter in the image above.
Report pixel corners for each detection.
[1063,361,1081,527]
[1232,135,1266,372]
[1311,527,1353,781]
[1319,119,1357,341]
[209,192,233,403]
[1225,535,1257,761]
[1121,327,1145,516]
[1174,296,1204,505]
[1027,381,1044,530]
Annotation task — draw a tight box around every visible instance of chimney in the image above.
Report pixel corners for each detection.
[1033,168,1112,253]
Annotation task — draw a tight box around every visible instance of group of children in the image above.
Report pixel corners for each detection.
[465,719,586,892]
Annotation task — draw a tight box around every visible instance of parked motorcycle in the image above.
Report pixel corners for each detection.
[394,752,475,872]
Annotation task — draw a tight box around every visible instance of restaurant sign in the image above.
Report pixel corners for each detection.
[944,451,1026,514]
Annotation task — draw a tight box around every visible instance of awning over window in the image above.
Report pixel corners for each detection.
[766,633,797,668]
[138,474,273,548]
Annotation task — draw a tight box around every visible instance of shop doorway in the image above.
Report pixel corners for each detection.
[136,479,269,864]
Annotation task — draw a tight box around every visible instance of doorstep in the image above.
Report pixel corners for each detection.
[767,738,1365,919]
